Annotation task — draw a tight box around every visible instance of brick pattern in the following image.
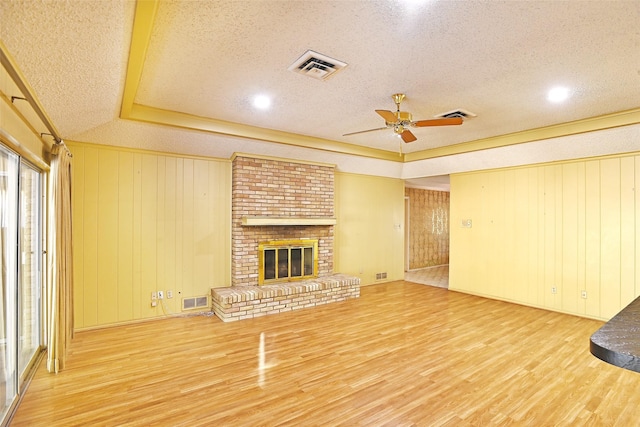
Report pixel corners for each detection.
[211,274,360,322]
[405,187,450,269]
[231,156,335,286]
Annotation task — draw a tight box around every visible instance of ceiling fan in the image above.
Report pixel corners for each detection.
[343,93,463,143]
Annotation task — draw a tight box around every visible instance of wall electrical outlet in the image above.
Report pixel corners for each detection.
[151,291,157,300]
[581,290,587,299]
[551,286,557,294]
[158,291,164,300]
[167,290,173,299]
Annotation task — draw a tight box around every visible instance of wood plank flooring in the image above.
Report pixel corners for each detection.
[11,282,640,426]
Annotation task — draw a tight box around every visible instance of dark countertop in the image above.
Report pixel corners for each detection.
[590,295,640,373]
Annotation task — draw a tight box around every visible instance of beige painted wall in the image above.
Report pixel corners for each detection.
[450,152,640,321]
[334,172,405,285]
[69,142,231,329]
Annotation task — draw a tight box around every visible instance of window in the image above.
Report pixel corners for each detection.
[0,145,42,421]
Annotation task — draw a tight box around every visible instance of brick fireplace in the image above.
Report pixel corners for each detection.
[211,154,359,322]
[231,154,335,286]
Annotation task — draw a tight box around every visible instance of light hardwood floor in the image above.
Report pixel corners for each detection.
[11,282,640,426]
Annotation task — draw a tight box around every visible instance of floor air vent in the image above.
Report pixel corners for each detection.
[435,108,477,120]
[182,295,209,311]
[288,50,347,81]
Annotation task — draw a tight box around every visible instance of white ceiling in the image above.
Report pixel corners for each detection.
[1,0,639,187]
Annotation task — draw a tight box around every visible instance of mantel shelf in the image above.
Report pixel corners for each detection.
[242,216,337,226]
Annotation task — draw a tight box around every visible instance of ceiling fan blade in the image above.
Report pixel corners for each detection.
[401,130,417,143]
[375,109,398,123]
[343,127,388,136]
[414,117,463,127]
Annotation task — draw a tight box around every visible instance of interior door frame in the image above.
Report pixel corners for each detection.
[404,196,410,272]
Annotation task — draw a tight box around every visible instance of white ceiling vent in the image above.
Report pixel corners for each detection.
[435,108,477,120]
[288,50,347,81]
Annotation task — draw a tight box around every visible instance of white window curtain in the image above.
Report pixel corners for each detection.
[46,142,73,373]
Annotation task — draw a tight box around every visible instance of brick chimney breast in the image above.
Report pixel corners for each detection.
[231,155,335,286]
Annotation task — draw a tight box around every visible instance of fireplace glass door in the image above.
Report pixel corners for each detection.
[259,240,318,285]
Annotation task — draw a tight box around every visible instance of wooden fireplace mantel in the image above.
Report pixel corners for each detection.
[241,216,337,226]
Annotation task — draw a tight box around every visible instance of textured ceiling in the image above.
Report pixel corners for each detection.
[1,0,639,186]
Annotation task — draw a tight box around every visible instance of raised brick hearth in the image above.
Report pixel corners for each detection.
[211,274,360,322]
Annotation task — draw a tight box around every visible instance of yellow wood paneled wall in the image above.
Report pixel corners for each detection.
[69,142,231,329]
[334,172,404,285]
[450,152,640,321]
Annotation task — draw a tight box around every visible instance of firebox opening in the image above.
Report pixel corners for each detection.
[258,239,319,285]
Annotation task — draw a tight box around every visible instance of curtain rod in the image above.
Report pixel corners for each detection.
[0,41,63,144]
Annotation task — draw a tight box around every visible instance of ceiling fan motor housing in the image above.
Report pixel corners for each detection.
[384,111,411,124]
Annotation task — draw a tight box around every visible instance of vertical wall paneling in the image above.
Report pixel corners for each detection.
[156,157,167,311]
[561,163,579,314]
[554,165,564,311]
[450,152,639,321]
[620,156,635,306]
[506,169,526,302]
[174,158,184,305]
[536,168,546,306]
[576,162,587,315]
[527,168,540,306]
[472,175,489,293]
[448,177,462,287]
[117,151,134,320]
[132,153,143,319]
[599,158,622,319]
[193,160,209,297]
[584,160,602,317]
[543,165,558,309]
[69,143,231,328]
[502,170,515,301]
[210,161,231,287]
[485,172,509,296]
[140,154,158,318]
[96,149,119,324]
[71,147,85,325]
[180,159,193,300]
[82,147,99,327]
[163,156,177,313]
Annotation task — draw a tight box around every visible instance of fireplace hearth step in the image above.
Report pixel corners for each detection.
[211,274,360,322]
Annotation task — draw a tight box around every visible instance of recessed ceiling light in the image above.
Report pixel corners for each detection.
[253,95,271,110]
[547,86,570,103]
